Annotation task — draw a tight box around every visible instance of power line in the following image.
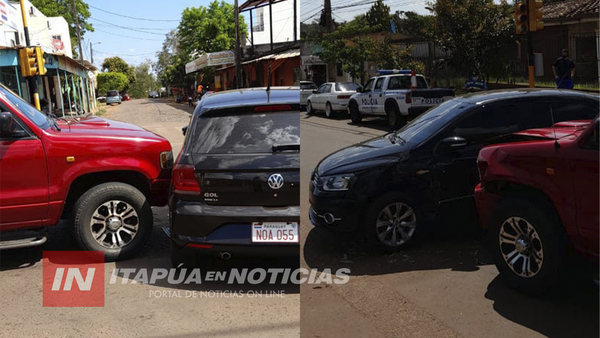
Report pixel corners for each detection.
[88,4,180,22]
[89,17,169,35]
[93,28,166,41]
[94,49,156,57]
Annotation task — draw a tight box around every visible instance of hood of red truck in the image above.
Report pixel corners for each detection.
[514,120,591,139]
[56,116,166,140]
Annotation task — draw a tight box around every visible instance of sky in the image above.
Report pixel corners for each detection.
[82,0,254,69]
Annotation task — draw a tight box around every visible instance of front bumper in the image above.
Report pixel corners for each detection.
[308,182,362,232]
[474,183,500,229]
[170,199,300,254]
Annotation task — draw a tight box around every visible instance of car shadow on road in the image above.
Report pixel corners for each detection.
[303,206,490,276]
[301,111,401,134]
[485,275,599,338]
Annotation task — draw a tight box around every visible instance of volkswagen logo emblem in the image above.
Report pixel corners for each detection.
[268,173,284,190]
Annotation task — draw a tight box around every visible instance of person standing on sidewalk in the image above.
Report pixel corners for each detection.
[552,48,576,89]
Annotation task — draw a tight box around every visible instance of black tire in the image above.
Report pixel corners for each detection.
[363,193,421,252]
[325,102,333,118]
[386,102,406,129]
[489,198,567,295]
[306,101,314,114]
[72,182,153,261]
[349,101,362,124]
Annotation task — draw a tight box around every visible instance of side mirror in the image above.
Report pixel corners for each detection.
[182,125,188,136]
[312,90,318,94]
[0,112,13,137]
[356,87,362,93]
[439,136,468,151]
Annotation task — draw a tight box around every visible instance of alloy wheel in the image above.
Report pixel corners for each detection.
[499,217,544,278]
[375,202,417,247]
[90,200,139,249]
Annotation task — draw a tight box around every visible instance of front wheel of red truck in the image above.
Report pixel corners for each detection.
[72,182,153,261]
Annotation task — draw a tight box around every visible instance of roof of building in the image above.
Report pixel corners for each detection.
[542,0,599,20]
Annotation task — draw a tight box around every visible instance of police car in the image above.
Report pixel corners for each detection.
[348,70,455,128]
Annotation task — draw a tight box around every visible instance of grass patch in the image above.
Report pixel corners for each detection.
[96,101,106,107]
[96,108,107,116]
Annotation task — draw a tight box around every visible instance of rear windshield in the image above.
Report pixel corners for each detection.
[107,90,119,97]
[335,83,361,91]
[387,76,427,90]
[301,83,317,90]
[190,112,300,154]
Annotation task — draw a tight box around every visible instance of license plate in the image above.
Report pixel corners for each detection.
[252,222,299,243]
[419,98,443,105]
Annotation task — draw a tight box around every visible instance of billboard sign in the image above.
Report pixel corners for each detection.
[186,51,235,74]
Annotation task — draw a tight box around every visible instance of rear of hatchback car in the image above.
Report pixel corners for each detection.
[106,90,121,105]
[169,88,300,266]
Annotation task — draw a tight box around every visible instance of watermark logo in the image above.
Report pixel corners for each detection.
[43,251,105,307]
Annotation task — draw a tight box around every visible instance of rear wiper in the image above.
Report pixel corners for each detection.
[272,144,300,152]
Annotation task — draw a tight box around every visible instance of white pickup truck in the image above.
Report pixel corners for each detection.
[348,71,455,128]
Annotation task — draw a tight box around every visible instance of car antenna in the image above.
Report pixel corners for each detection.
[549,104,559,150]
[266,65,272,102]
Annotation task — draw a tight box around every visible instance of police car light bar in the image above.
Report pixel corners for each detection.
[377,69,412,75]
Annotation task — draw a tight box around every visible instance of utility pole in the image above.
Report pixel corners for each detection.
[19,0,40,110]
[234,0,242,89]
[72,0,83,64]
[324,0,335,81]
[526,0,535,88]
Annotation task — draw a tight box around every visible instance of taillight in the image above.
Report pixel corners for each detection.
[172,164,201,195]
[477,161,488,181]
[405,92,412,104]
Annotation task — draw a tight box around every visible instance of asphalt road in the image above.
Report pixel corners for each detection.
[299,110,599,338]
[0,99,300,338]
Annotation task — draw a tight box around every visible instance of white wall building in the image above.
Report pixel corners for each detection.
[1,0,72,57]
[245,0,300,46]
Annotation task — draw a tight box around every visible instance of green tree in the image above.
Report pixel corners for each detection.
[97,72,128,95]
[178,1,247,55]
[128,60,159,99]
[31,0,93,58]
[428,0,514,80]
[101,56,136,85]
[365,0,393,32]
[157,1,247,90]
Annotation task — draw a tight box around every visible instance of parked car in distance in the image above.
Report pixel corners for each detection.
[122,93,131,101]
[106,90,121,105]
[307,82,361,118]
[169,87,300,267]
[309,89,599,251]
[301,81,317,107]
[348,70,455,128]
[475,118,598,294]
[149,91,159,98]
[0,84,173,260]
[97,96,106,103]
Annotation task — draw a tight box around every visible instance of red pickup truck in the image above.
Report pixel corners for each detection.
[475,119,599,294]
[0,84,172,261]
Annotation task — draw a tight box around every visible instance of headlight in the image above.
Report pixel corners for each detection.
[320,174,355,191]
[160,151,173,169]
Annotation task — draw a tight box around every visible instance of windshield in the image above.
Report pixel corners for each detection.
[395,99,472,145]
[190,112,300,154]
[301,83,317,90]
[336,83,360,91]
[0,84,50,129]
